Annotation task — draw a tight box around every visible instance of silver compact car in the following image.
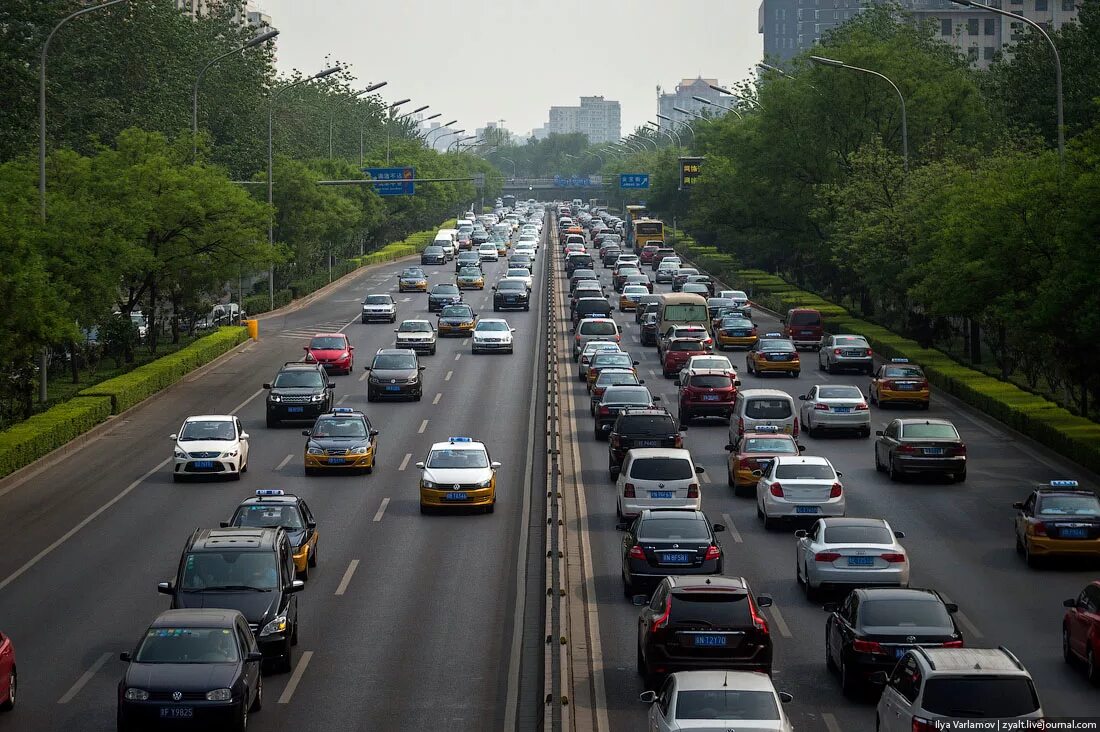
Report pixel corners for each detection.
[794,518,908,599]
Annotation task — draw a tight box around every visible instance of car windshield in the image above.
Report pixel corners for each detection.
[425,247,443,253]
[134,627,240,664]
[400,269,424,278]
[742,437,797,453]
[309,337,345,350]
[675,690,780,721]
[689,375,732,389]
[901,423,959,440]
[580,322,617,336]
[507,269,528,277]
[459,268,481,276]
[623,286,648,295]
[720,318,753,329]
[817,386,863,399]
[499,281,525,291]
[638,518,709,541]
[774,463,834,480]
[884,366,924,378]
[178,420,235,441]
[180,551,278,591]
[272,371,324,388]
[433,286,459,294]
[823,525,894,544]
[605,388,652,405]
[364,295,391,305]
[234,504,305,530]
[372,354,417,370]
[670,593,752,626]
[399,322,432,333]
[441,306,472,318]
[671,340,705,352]
[426,448,489,468]
[477,322,510,332]
[1038,495,1100,515]
[859,599,951,628]
[598,373,638,386]
[311,417,366,438]
[920,677,1040,717]
[630,457,693,480]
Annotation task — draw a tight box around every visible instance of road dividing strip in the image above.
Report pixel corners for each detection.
[445,370,453,381]
[334,560,359,596]
[432,392,442,405]
[823,712,843,732]
[372,498,390,522]
[57,651,112,704]
[336,394,348,405]
[721,512,745,544]
[275,454,294,471]
[417,419,428,434]
[766,601,794,638]
[398,453,412,471]
[277,650,313,704]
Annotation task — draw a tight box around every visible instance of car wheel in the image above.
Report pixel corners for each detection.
[818,358,825,372]
[727,469,736,488]
[887,458,901,482]
[622,574,634,598]
[860,428,871,439]
[0,668,14,711]
[308,542,318,568]
[172,473,184,483]
[594,426,605,441]
[840,657,859,698]
[763,515,777,530]
[1024,540,1041,568]
[825,632,837,672]
[366,391,375,403]
[869,390,878,406]
[486,501,495,514]
[234,699,248,732]
[874,450,884,473]
[791,370,800,378]
[1064,627,1074,664]
[430,346,437,355]
[920,400,931,410]
[804,568,818,601]
[1015,531,1024,554]
[250,675,263,712]
[296,562,308,582]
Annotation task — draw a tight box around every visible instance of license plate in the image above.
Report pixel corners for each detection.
[635,440,659,448]
[160,708,194,718]
[1062,528,1088,539]
[693,634,727,647]
[703,395,720,401]
[801,330,815,335]
[445,492,468,501]
[923,447,944,455]
[287,407,304,413]
[650,491,673,499]
[386,385,401,392]
[662,553,691,564]
[795,506,819,514]
[194,460,214,469]
[834,407,851,413]
[328,457,346,465]
[848,556,875,566]
[896,383,916,390]
[895,647,909,659]
[843,351,863,357]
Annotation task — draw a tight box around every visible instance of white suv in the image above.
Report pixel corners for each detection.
[874,647,1043,730]
[616,448,704,519]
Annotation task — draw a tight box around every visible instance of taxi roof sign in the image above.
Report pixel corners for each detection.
[332,407,355,413]
[890,358,910,363]
[1050,480,1080,487]
[256,489,284,496]
[764,332,783,338]
[448,436,473,442]
[749,425,781,433]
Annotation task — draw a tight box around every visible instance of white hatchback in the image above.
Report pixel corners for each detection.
[171,415,250,482]
[617,448,704,519]
[755,455,845,529]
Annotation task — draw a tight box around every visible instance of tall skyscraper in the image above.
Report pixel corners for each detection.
[543,97,621,144]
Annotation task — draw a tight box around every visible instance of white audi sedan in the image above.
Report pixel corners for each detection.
[171,415,249,482]
[798,384,871,437]
[639,670,794,732]
[794,517,909,599]
[755,455,845,529]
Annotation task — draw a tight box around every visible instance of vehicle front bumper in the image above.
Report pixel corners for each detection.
[1026,536,1100,557]
[473,339,513,352]
[494,297,529,310]
[267,401,329,421]
[361,309,396,321]
[438,322,475,336]
[173,455,242,476]
[420,485,495,508]
[894,455,965,475]
[879,388,930,404]
[395,338,436,353]
[313,359,352,372]
[118,698,243,727]
[367,381,421,399]
[399,281,428,292]
[304,447,374,470]
[763,496,845,519]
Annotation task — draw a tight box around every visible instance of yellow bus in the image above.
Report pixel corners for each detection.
[625,205,647,249]
[634,218,665,250]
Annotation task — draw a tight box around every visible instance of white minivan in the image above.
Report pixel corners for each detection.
[729,388,799,440]
[616,448,704,519]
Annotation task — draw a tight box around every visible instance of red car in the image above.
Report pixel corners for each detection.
[304,333,354,374]
[662,338,708,378]
[639,243,661,265]
[0,630,14,711]
[678,368,740,425]
[1063,581,1100,680]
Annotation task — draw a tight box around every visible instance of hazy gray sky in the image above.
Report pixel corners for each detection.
[256,0,762,139]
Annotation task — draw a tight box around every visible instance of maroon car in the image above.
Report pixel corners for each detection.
[0,630,14,711]
[662,338,708,379]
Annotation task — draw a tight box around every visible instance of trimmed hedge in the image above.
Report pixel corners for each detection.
[79,326,249,414]
[0,396,113,479]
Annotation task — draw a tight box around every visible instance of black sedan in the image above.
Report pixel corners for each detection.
[493,278,530,311]
[620,509,725,596]
[117,609,262,732]
[824,587,963,697]
[427,284,462,312]
[874,418,967,482]
[420,245,446,265]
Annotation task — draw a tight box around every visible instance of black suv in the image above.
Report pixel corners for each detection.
[636,576,774,687]
[365,348,424,402]
[493,278,530,311]
[608,408,681,479]
[420,245,446,265]
[621,509,726,596]
[263,362,334,427]
[455,251,481,272]
[157,527,303,673]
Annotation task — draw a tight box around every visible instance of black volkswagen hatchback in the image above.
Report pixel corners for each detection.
[365,349,424,402]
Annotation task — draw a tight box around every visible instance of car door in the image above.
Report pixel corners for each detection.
[879,654,921,732]
[1066,587,1092,659]
[237,617,260,696]
[800,386,818,427]
[0,632,12,703]
[876,420,899,464]
[829,593,857,663]
[650,675,675,732]
[797,520,822,576]
[639,583,668,650]
[871,365,885,400]
[819,337,833,368]
[1014,494,1036,545]
[236,418,249,465]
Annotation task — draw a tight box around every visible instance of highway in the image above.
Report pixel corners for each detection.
[550,217,1100,731]
[0,225,549,731]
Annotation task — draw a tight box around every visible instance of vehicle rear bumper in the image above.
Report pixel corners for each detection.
[1028,537,1100,556]
[894,456,965,474]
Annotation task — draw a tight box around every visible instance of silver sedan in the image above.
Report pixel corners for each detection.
[818,334,873,374]
[798,384,871,437]
[794,517,909,599]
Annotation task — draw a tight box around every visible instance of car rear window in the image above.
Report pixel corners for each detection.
[817,386,863,399]
[774,463,834,480]
[823,526,893,544]
[789,311,822,326]
[670,593,752,626]
[637,518,709,541]
[1037,496,1100,516]
[689,375,732,389]
[629,457,694,480]
[920,677,1040,717]
[671,340,706,352]
[744,399,792,419]
[580,321,618,336]
[675,690,779,721]
[742,437,796,453]
[859,599,952,628]
[901,423,959,440]
[617,415,676,436]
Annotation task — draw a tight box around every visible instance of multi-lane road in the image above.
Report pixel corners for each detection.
[3,206,1100,732]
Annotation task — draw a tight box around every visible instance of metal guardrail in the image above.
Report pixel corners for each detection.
[544,215,565,730]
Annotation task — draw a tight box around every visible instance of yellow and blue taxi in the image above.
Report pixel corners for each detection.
[437,303,478,337]
[303,408,378,475]
[745,333,800,377]
[223,489,319,579]
[716,315,758,350]
[619,284,649,312]
[724,426,802,496]
[397,266,428,292]
[494,237,509,257]
[1014,480,1100,567]
[416,436,500,514]
[870,358,930,408]
[456,266,485,290]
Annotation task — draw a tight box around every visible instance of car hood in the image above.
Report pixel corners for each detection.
[176,439,235,454]
[473,331,512,341]
[307,348,348,359]
[369,368,418,380]
[399,277,426,283]
[439,316,475,324]
[174,591,277,625]
[124,662,241,692]
[269,387,322,397]
[310,436,370,451]
[422,467,493,485]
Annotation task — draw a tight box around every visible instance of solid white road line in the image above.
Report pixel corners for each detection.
[358,371,368,382]
[275,454,294,471]
[229,388,265,416]
[823,713,843,732]
[277,650,313,704]
[398,453,412,471]
[700,469,712,484]
[372,498,390,522]
[432,392,442,405]
[57,651,112,704]
[418,419,428,434]
[766,601,793,638]
[721,512,744,544]
[445,370,453,381]
[334,560,359,596]
[336,316,361,333]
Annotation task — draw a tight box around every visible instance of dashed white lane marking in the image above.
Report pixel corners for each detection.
[418,419,429,434]
[336,394,348,405]
[334,560,359,596]
[277,650,313,704]
[58,652,112,704]
[445,370,453,381]
[358,370,369,382]
[398,453,412,471]
[823,713,842,732]
[276,454,294,471]
[373,498,390,522]
[463,338,470,346]
[767,601,793,638]
[700,470,712,484]
[454,353,461,361]
[649,369,657,376]
[721,513,744,544]
[400,297,413,302]
[433,393,442,405]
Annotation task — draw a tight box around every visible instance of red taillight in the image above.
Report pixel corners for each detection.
[814,403,829,411]
[833,348,841,355]
[599,405,610,416]
[1032,521,1047,536]
[738,457,753,468]
[921,380,930,389]
[704,545,720,560]
[852,639,886,655]
[673,434,683,448]
[949,444,967,456]
[912,717,938,732]
[628,545,646,560]
[749,597,769,633]
[814,552,841,562]
[652,595,672,632]
[574,334,581,342]
[792,417,799,437]
[623,482,636,498]
[942,639,964,648]
[687,483,700,498]
[895,444,917,454]
[769,482,784,497]
[829,483,843,498]
[883,380,896,390]
[855,402,869,411]
[880,553,906,563]
[738,417,745,434]
[866,349,873,357]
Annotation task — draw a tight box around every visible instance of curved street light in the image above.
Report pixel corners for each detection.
[448,135,476,152]
[194,29,279,159]
[424,120,458,143]
[672,105,706,121]
[499,156,517,179]
[692,95,742,120]
[655,113,683,148]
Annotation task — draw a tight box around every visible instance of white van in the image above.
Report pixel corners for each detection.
[434,229,457,259]
[728,388,799,439]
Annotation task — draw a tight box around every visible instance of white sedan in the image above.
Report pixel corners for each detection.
[471,319,515,354]
[756,455,845,529]
[640,670,794,732]
[798,384,871,437]
[794,517,909,600]
[171,415,250,482]
[504,267,533,290]
[477,243,499,262]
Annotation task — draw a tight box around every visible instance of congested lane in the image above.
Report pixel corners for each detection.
[550,217,1100,731]
[0,219,548,731]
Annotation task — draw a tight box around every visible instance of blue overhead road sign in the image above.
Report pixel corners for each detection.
[363,167,415,196]
[619,173,650,189]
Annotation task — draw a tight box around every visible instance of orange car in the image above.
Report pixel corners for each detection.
[724,426,802,496]
[869,358,930,408]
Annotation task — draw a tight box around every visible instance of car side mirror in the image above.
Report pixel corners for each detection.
[364,366,371,371]
[262,383,272,389]
[307,520,317,529]
[875,430,884,436]
[799,395,808,401]
[370,429,380,437]
[491,286,496,291]
[944,603,959,613]
[120,651,132,662]
[157,581,174,595]
[797,443,806,451]
[822,602,838,613]
[240,432,250,440]
[694,466,705,474]
[756,595,773,608]
[570,328,575,334]
[652,396,661,402]
[246,651,264,662]
[868,671,888,686]
[302,430,312,436]
[794,530,808,538]
[638,380,645,385]
[490,461,502,469]
[288,580,305,593]
[1012,501,1024,509]
[327,383,335,389]
[778,692,793,703]
[219,521,230,528]
[394,329,399,332]
[894,530,905,538]
[836,471,843,478]
[415,461,425,469]
[633,361,639,366]
[724,444,735,452]
[638,690,657,704]
[734,380,742,387]
[1065,598,1080,608]
[511,328,516,333]
[712,523,726,533]
[303,346,309,351]
[632,594,648,606]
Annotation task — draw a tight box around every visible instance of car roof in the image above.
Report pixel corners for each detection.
[667,576,748,592]
[639,508,705,521]
[917,648,1027,674]
[151,608,242,628]
[374,348,417,356]
[184,415,235,422]
[238,493,302,507]
[429,439,487,451]
[628,447,691,458]
[685,368,733,377]
[819,517,888,528]
[188,527,279,552]
[897,418,955,426]
[670,670,776,693]
[399,319,432,325]
[278,362,323,371]
[739,388,794,399]
[476,318,509,326]
[773,455,831,466]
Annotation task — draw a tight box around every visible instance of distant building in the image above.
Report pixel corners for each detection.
[475,121,515,145]
[657,77,730,129]
[543,97,621,144]
[175,0,275,30]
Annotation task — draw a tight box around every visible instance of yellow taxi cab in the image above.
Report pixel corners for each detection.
[870,358,930,408]
[495,239,508,256]
[618,285,649,312]
[585,351,640,391]
[416,436,500,514]
[1013,481,1100,566]
[715,315,758,350]
[223,490,320,579]
[724,426,803,496]
[303,408,378,475]
[397,267,429,292]
[456,267,485,290]
[745,333,800,377]
[437,303,478,337]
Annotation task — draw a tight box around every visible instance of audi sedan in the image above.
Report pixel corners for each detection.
[620,509,726,597]
[794,518,909,599]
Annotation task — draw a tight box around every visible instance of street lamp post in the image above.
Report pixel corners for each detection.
[692,95,742,119]
[500,157,517,179]
[424,119,458,144]
[646,121,675,147]
[323,81,386,161]
[672,105,706,121]
[268,65,341,309]
[384,98,411,165]
[193,29,278,160]
[448,135,476,152]
[436,129,464,151]
[810,55,908,171]
[950,0,1063,159]
[655,113,683,147]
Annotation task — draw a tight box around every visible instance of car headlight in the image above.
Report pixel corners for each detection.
[368,376,381,385]
[478,478,493,488]
[260,615,288,637]
[174,448,187,458]
[124,688,149,701]
[221,449,238,458]
[269,394,282,403]
[349,446,368,455]
[310,393,325,402]
[341,352,350,359]
[307,447,324,455]
[205,688,233,702]
[421,480,436,489]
